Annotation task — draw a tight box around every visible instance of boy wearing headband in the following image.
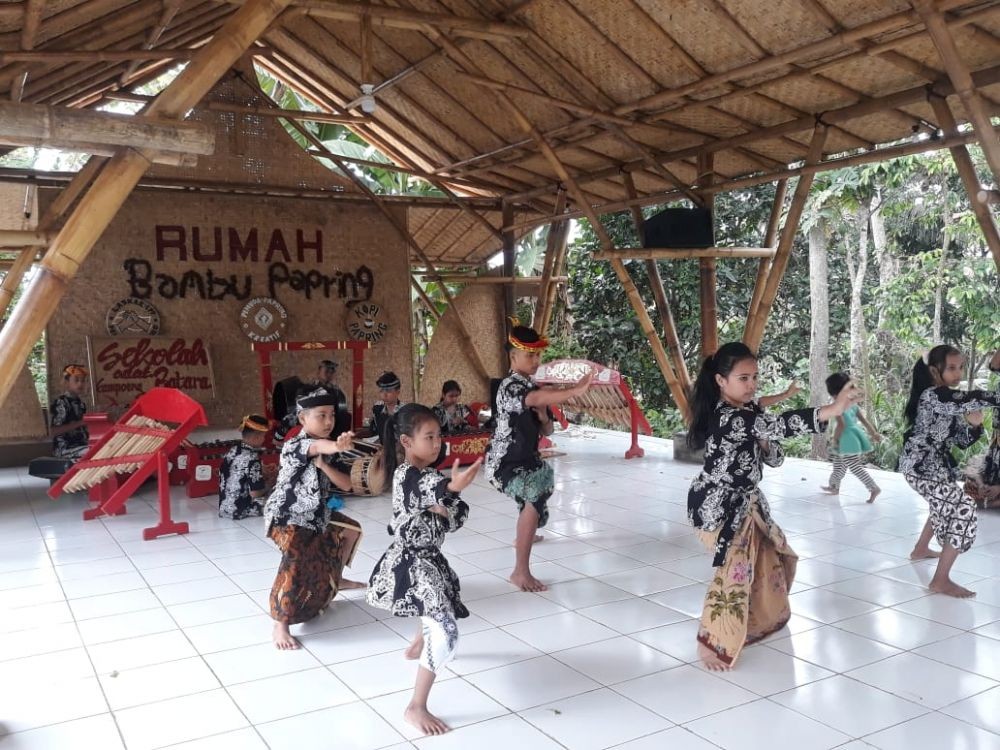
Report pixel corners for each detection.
[218,415,270,520]
[264,389,366,650]
[484,320,592,592]
[368,370,406,440]
[50,365,90,461]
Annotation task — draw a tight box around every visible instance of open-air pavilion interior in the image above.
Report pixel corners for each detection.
[2,0,1000,748]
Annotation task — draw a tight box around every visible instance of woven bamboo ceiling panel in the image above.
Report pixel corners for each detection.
[2,0,1000,264]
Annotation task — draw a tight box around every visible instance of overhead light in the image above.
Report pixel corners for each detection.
[359,84,376,115]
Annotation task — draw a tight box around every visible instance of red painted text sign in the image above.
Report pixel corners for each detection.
[87,336,215,412]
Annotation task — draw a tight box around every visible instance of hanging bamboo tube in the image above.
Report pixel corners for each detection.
[744,125,828,350]
[745,179,788,334]
[532,189,566,333]
[0,0,295,408]
[430,30,689,419]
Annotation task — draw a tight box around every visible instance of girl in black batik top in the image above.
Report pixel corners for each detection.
[900,345,1000,599]
[218,415,269,520]
[686,342,857,672]
[50,364,90,461]
[433,380,473,434]
[367,404,481,737]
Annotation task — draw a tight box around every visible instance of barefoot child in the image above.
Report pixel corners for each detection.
[484,319,592,592]
[686,342,858,671]
[820,372,882,503]
[218,414,270,520]
[367,404,481,736]
[50,364,90,461]
[264,389,366,650]
[433,380,473,434]
[899,346,1000,598]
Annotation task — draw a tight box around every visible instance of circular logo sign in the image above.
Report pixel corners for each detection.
[106,297,161,336]
[347,301,388,343]
[239,297,288,342]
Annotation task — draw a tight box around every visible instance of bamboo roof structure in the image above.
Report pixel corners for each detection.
[0,0,999,264]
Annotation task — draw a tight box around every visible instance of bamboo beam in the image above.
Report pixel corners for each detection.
[120,0,185,86]
[746,179,787,330]
[0,0,295,408]
[915,0,1000,198]
[0,230,52,247]
[9,0,44,103]
[696,152,718,358]
[0,49,225,64]
[206,100,365,124]
[744,125,828,350]
[930,94,1000,270]
[0,101,215,156]
[595,247,777,261]
[501,201,516,319]
[622,172,690,393]
[410,277,441,322]
[430,30,689,419]
[533,189,566,333]
[0,249,36,321]
[419,275,567,284]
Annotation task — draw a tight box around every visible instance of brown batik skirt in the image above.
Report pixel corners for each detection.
[696,499,797,667]
[268,512,362,625]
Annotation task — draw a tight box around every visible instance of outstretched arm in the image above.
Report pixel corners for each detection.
[525,371,593,408]
[758,382,801,409]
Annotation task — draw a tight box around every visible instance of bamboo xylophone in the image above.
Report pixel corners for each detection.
[62,415,172,493]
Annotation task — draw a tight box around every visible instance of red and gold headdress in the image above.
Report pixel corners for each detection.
[238,414,269,432]
[507,316,549,352]
[62,364,88,378]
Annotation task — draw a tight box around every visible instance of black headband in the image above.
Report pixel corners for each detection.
[376,372,400,390]
[296,389,338,411]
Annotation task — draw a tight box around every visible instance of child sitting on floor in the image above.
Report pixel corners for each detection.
[264,388,366,650]
[433,380,473,434]
[50,364,90,461]
[367,404,481,736]
[218,414,270,520]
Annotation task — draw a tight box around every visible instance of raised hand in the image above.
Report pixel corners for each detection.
[832,379,860,415]
[573,370,594,395]
[967,411,985,427]
[447,457,482,493]
[786,382,801,398]
[335,431,355,452]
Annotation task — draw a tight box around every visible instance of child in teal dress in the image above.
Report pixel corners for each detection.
[821,372,882,502]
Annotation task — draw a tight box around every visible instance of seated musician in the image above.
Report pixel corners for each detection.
[264,389,365,650]
[433,380,474,435]
[367,371,406,441]
[50,364,90,462]
[218,414,270,520]
[314,359,338,390]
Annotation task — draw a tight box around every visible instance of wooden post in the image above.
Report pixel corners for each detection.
[0,0,295,407]
[501,200,516,321]
[745,179,788,336]
[430,31,688,418]
[915,0,1000,197]
[622,173,691,393]
[929,94,1000,270]
[532,189,566,333]
[696,153,718,357]
[744,125,828,351]
[411,277,442,322]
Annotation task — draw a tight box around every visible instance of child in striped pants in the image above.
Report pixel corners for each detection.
[821,372,882,503]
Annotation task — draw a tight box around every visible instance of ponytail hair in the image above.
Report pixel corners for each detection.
[687,341,756,449]
[382,403,440,477]
[903,344,960,427]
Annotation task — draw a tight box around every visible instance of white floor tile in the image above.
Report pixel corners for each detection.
[713,642,834,696]
[771,675,927,735]
[846,652,998,709]
[457,572,519,601]
[891,595,1000,630]
[863,712,1000,750]
[446,628,543,675]
[941,684,1000,736]
[0,674,108,733]
[629,619,701,663]
[0,714,124,750]
[163,728,269,749]
[521,688,671,750]
[182,613,273,654]
[552,635,682,685]
[537,577,632,609]
[99,655,220,709]
[820,576,927,607]
[0,647,96,686]
[578,597,688,633]
[603,565,695,596]
[463,655,600,711]
[642,583,707,618]
[767,625,900,672]
[227,667,356,723]
[367,677,509,740]
[167,593,262,628]
[502,611,618,652]
[114,689,249,750]
[77,606,177,645]
[786,588,881,622]
[0,621,81,661]
[468,591,568,626]
[256,700,404,750]
[614,664,757,723]
[685,698,849,750]
[301,620,410,664]
[203,641,321,685]
[610,726,719,749]
[411,714,563,750]
[332,650,452,699]
[835,608,962,650]
[558,549,647,577]
[87,629,198,673]
[914,631,1000,681]
[69,588,162,620]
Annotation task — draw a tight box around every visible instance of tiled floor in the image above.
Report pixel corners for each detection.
[2,427,1000,749]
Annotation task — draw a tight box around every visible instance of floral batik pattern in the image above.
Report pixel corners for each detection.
[218,442,265,519]
[434,402,472,434]
[50,392,88,460]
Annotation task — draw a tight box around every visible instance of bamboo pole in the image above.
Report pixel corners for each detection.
[0,0,295,408]
[929,94,1000,271]
[0,230,52,247]
[915,1,1000,203]
[622,173,691,393]
[595,247,777,260]
[419,275,568,284]
[120,0,185,86]
[0,249,35,322]
[744,125,828,351]
[429,30,689,419]
[206,101,365,124]
[501,201,516,320]
[745,179,787,332]
[538,217,570,335]
[532,189,566,332]
[411,277,442,322]
[9,0,44,103]
[696,153,718,358]
[0,49,217,64]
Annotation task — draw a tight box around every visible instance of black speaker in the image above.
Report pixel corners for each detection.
[642,207,714,248]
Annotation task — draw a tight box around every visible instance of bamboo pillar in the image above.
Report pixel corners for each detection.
[501,200,516,320]
[537,215,570,335]
[929,95,1000,271]
[915,0,1000,198]
[411,277,442,322]
[532,189,566,332]
[745,178,788,334]
[744,125,828,351]
[696,153,718,357]
[430,31,688,417]
[0,0,295,406]
[622,172,691,392]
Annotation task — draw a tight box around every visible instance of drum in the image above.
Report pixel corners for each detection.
[339,440,387,496]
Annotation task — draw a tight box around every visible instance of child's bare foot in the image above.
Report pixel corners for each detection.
[820,485,839,495]
[509,570,548,592]
[929,579,976,598]
[405,635,423,660]
[867,488,881,504]
[910,546,942,560]
[698,642,731,671]
[404,705,450,735]
[272,621,300,650]
[339,579,367,590]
